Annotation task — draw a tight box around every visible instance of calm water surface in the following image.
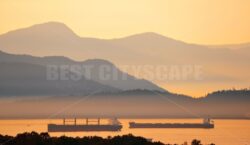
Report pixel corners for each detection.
[0,119,249,145]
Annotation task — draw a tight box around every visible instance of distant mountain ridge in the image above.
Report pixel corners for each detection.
[0,50,249,118]
[201,88,250,102]
[0,22,249,97]
[0,61,118,96]
[0,22,249,118]
[207,43,250,49]
[86,89,250,118]
[0,50,165,96]
[0,87,249,118]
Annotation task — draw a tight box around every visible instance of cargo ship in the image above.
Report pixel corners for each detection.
[48,118,122,132]
[129,118,214,129]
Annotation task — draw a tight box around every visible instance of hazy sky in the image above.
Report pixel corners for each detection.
[1,0,250,45]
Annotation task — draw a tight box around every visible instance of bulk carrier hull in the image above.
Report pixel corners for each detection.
[48,124,122,132]
[129,122,214,129]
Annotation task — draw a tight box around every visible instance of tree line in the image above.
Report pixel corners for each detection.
[0,132,215,145]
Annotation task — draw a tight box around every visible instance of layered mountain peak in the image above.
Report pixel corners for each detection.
[0,50,165,92]
[109,32,190,50]
[122,32,169,40]
[0,22,82,52]
[113,32,184,44]
[4,21,78,38]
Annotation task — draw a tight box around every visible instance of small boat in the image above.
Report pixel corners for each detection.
[129,118,214,129]
[48,118,122,132]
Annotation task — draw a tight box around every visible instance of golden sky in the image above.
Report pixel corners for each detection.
[1,0,250,44]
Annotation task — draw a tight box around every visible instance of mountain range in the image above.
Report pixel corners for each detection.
[0,50,249,118]
[0,22,249,118]
[0,22,249,96]
[0,50,164,96]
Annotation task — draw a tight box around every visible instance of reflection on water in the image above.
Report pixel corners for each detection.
[0,119,249,145]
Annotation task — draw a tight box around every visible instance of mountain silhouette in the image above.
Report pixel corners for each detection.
[0,50,164,95]
[0,22,249,90]
[0,50,249,118]
[0,61,119,96]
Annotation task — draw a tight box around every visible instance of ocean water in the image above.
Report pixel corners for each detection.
[0,119,249,145]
